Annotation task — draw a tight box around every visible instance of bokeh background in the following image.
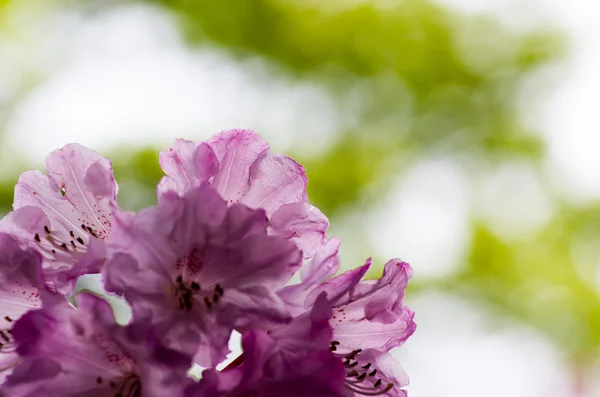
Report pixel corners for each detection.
[1,0,600,395]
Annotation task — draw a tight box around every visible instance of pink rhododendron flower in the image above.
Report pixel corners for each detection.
[0,233,47,382]
[278,245,416,396]
[103,183,302,367]
[187,294,345,397]
[2,292,192,397]
[0,130,416,397]
[158,130,329,259]
[0,144,119,293]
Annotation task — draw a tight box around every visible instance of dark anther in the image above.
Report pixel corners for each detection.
[362,363,371,369]
[331,340,340,346]
[34,234,40,242]
[344,359,350,366]
[86,226,98,238]
[212,293,220,303]
[51,249,56,254]
[347,371,358,377]
[4,316,12,323]
[176,275,183,284]
[44,226,51,234]
[81,224,87,230]
[71,241,76,248]
[330,345,337,351]
[374,379,382,387]
[0,331,9,342]
[69,231,75,238]
[357,373,366,381]
[191,282,200,291]
[60,243,68,251]
[96,377,103,384]
[346,349,362,360]
[369,369,377,377]
[215,284,224,296]
[204,297,212,309]
[109,381,117,388]
[77,237,84,245]
[348,361,358,368]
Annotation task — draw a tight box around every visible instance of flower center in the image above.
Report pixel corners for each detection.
[173,275,224,311]
[33,225,94,262]
[96,373,141,397]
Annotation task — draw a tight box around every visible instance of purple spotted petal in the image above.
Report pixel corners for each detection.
[0,233,46,382]
[6,144,119,292]
[270,202,329,259]
[311,260,416,353]
[340,349,409,397]
[2,292,192,397]
[104,183,302,367]
[158,131,329,259]
[157,139,219,196]
[278,238,341,316]
[206,129,269,204]
[241,153,307,216]
[188,294,345,397]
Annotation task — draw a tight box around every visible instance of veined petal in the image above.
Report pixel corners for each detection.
[270,202,329,259]
[0,233,47,382]
[241,153,308,216]
[309,260,416,352]
[188,294,344,397]
[157,139,219,196]
[158,131,330,260]
[3,292,192,397]
[104,184,301,367]
[8,144,120,291]
[207,129,269,204]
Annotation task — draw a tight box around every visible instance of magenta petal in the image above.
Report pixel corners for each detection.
[190,294,345,397]
[15,144,117,241]
[341,349,409,397]
[207,129,270,203]
[270,202,329,259]
[9,144,119,290]
[0,233,46,382]
[311,260,416,353]
[157,131,330,260]
[3,292,192,397]
[158,139,219,196]
[104,184,301,367]
[241,153,308,216]
[278,238,341,316]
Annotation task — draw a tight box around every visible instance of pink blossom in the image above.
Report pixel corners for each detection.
[2,292,192,397]
[187,294,345,397]
[158,130,329,259]
[103,183,302,367]
[0,144,120,293]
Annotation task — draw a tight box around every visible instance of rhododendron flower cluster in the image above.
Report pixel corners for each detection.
[0,130,416,397]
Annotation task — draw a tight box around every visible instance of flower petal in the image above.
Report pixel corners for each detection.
[241,153,308,216]
[4,292,192,397]
[190,294,345,397]
[104,184,301,367]
[270,202,329,259]
[207,129,269,203]
[9,144,119,290]
[157,139,219,196]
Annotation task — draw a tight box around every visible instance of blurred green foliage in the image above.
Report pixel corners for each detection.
[144,0,560,217]
[3,0,599,380]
